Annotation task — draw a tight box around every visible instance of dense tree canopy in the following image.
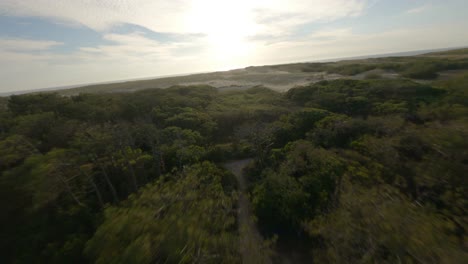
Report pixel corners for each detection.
[1,54,467,263]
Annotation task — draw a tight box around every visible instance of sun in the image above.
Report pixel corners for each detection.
[185,1,259,69]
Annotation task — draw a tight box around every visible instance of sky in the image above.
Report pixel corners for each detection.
[1,0,467,93]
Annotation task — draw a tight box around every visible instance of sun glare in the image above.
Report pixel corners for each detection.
[185,1,258,69]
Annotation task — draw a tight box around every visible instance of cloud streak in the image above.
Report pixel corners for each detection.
[0,38,63,51]
[406,4,432,14]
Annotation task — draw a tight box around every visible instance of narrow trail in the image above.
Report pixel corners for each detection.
[224,159,272,264]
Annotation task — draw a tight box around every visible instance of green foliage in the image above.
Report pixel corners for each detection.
[0,135,38,170]
[165,108,217,135]
[253,168,309,233]
[328,63,377,75]
[373,101,408,115]
[8,93,69,115]
[252,141,345,234]
[301,62,377,76]
[0,149,95,263]
[287,79,446,117]
[307,183,467,263]
[429,48,468,55]
[375,56,468,80]
[85,162,240,264]
[403,61,440,79]
[273,108,330,145]
[308,114,371,148]
[435,71,468,106]
[204,143,252,162]
[12,112,57,147]
[364,72,382,79]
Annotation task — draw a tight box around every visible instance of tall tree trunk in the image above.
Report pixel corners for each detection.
[78,166,104,208]
[126,160,138,192]
[94,158,119,204]
[57,172,84,207]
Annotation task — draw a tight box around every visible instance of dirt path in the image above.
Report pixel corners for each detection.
[224,159,272,264]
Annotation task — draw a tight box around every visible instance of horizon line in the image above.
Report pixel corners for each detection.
[1,45,466,96]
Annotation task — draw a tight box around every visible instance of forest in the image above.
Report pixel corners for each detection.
[0,51,467,263]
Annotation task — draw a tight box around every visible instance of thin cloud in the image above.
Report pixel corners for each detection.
[0,38,63,51]
[0,0,370,36]
[250,22,468,64]
[406,4,432,14]
[78,32,206,61]
[309,28,354,40]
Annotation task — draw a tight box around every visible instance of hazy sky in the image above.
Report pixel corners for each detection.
[1,0,467,92]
